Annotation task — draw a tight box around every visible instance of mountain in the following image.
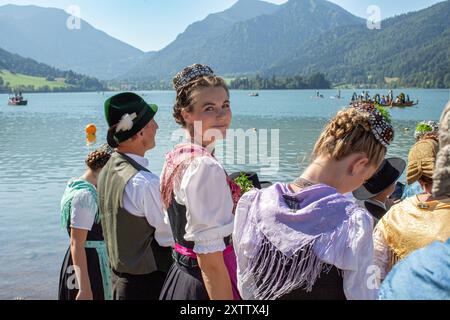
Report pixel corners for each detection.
[264,0,450,88]
[200,0,364,74]
[0,46,105,92]
[122,0,449,88]
[0,4,145,80]
[2,0,447,88]
[121,0,281,81]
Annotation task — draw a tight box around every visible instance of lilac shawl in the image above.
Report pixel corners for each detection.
[233,182,369,300]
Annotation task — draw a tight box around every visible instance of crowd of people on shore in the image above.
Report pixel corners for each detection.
[57,64,450,301]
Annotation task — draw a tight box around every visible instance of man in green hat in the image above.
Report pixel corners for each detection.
[97,92,173,300]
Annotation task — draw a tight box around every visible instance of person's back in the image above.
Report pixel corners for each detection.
[97,92,173,300]
[375,195,450,261]
[234,104,394,300]
[373,139,450,281]
[380,103,450,299]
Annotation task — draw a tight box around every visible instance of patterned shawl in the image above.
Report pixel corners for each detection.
[380,196,450,263]
[161,142,241,211]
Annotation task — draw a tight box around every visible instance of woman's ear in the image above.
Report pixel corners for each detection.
[349,154,370,176]
[181,109,191,125]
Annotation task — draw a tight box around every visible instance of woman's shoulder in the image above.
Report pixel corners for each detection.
[187,154,224,173]
[385,197,418,218]
[72,188,97,205]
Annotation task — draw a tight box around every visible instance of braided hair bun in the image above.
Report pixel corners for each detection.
[313,107,387,166]
[86,149,111,171]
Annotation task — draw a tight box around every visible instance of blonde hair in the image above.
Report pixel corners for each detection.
[313,107,386,166]
[173,75,229,127]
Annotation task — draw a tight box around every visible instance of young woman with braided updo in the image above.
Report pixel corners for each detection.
[160,64,241,300]
[233,105,395,300]
[58,146,113,300]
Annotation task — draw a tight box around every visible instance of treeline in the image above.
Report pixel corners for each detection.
[109,79,173,91]
[63,70,106,92]
[0,76,5,92]
[229,73,331,90]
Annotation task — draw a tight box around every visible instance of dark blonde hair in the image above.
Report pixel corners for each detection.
[86,149,111,172]
[173,76,229,127]
[313,107,387,166]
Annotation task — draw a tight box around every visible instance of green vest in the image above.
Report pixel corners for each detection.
[97,152,171,275]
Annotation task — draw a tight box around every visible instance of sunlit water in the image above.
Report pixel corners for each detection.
[0,89,448,299]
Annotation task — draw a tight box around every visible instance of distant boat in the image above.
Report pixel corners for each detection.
[350,100,419,108]
[249,92,259,97]
[350,91,419,108]
[379,100,419,108]
[312,91,324,99]
[330,90,343,99]
[8,93,28,106]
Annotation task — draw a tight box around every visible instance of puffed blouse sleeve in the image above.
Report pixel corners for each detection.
[174,156,234,254]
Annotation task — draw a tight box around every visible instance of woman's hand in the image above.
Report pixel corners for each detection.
[76,289,93,300]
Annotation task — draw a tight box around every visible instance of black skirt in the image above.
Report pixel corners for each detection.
[58,223,107,300]
[58,246,105,300]
[277,266,346,300]
[111,270,166,300]
[159,262,209,300]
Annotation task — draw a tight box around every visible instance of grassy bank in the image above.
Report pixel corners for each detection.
[0,70,70,91]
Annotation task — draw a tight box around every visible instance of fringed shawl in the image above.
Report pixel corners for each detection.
[233,182,369,300]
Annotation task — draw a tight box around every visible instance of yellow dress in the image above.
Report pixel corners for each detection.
[373,196,450,280]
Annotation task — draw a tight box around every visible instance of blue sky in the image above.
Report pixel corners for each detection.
[0,0,443,51]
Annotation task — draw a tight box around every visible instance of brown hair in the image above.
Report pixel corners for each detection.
[313,107,386,166]
[173,75,229,127]
[86,150,111,172]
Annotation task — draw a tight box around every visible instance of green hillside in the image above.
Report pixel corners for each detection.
[0,46,105,93]
[0,70,69,92]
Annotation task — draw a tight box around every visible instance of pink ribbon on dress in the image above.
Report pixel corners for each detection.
[174,243,241,300]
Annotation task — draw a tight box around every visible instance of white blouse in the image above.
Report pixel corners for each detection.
[170,155,234,254]
[122,153,174,248]
[70,189,97,231]
[373,224,391,283]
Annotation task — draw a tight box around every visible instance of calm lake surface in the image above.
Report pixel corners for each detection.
[0,89,448,299]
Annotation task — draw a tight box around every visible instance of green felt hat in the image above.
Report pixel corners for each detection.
[104,92,158,144]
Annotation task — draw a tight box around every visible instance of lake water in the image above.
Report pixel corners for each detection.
[0,89,448,299]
